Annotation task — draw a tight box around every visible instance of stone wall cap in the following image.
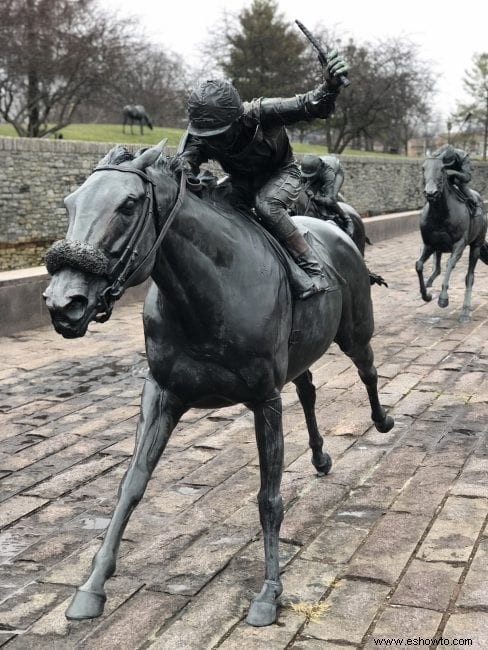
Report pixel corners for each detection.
[0,265,48,287]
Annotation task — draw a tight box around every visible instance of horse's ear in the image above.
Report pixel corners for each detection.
[133,139,167,170]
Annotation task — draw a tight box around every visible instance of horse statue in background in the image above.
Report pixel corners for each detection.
[291,185,369,254]
[43,141,394,627]
[416,155,488,322]
[291,185,388,287]
[122,104,153,135]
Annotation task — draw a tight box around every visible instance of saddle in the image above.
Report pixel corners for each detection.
[192,171,344,298]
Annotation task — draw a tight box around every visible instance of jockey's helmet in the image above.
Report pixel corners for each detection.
[433,143,456,165]
[442,144,457,165]
[187,80,244,137]
[300,154,323,178]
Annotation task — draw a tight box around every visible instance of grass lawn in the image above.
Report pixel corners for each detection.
[0,122,403,157]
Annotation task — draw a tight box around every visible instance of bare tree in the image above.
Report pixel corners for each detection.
[455,53,488,160]
[319,36,434,154]
[0,0,132,137]
[105,45,189,129]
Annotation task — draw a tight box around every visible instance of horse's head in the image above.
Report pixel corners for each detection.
[422,156,446,204]
[43,140,170,338]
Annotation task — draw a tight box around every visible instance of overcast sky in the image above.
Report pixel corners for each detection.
[104,0,485,122]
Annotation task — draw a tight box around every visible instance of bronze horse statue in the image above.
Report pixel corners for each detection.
[43,142,394,627]
[291,184,388,287]
[122,104,153,135]
[416,155,488,321]
[291,183,369,255]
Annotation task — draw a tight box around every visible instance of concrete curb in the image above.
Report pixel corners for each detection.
[0,210,421,337]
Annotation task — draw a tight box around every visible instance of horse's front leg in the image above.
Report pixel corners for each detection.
[415,244,434,302]
[65,376,184,620]
[426,251,441,288]
[247,389,284,627]
[460,244,481,322]
[438,239,466,308]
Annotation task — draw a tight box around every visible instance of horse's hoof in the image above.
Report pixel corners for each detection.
[65,589,106,620]
[459,312,471,323]
[422,293,433,303]
[246,600,278,627]
[313,452,332,475]
[374,415,394,433]
[438,297,448,308]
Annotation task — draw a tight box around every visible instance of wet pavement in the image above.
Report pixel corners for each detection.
[1,230,488,649]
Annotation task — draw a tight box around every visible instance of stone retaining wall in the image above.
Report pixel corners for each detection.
[1,135,488,270]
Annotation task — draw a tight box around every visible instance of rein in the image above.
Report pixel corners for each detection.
[93,165,186,321]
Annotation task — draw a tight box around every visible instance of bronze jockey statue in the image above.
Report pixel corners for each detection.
[177,51,349,300]
[300,153,352,233]
[432,143,484,219]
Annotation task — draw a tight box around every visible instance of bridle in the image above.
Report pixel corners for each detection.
[94,165,186,321]
[45,164,186,323]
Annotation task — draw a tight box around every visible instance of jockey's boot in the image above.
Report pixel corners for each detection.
[332,203,354,236]
[285,230,329,299]
[465,198,483,220]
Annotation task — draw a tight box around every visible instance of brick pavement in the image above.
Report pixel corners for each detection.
[1,230,488,649]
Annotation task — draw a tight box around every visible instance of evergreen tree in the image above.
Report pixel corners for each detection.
[220,0,308,100]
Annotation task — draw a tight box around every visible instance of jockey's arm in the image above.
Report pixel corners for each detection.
[446,168,471,184]
[312,192,335,209]
[252,82,340,127]
[179,138,208,177]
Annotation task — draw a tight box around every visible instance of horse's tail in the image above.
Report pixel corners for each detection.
[480,242,488,265]
[368,268,388,288]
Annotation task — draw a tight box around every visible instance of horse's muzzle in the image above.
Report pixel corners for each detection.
[43,265,111,339]
[424,189,440,203]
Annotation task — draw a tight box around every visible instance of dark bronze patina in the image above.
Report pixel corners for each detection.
[292,155,388,287]
[43,141,394,627]
[177,42,349,301]
[416,152,488,321]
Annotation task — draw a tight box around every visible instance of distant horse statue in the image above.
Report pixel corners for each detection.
[43,141,394,627]
[122,104,153,135]
[416,155,488,321]
[291,184,369,254]
[291,185,388,287]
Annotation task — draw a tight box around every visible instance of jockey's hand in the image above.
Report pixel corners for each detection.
[170,154,197,177]
[325,50,349,89]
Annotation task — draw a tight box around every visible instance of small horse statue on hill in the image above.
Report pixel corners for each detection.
[122,104,153,135]
[43,141,394,627]
[416,155,488,321]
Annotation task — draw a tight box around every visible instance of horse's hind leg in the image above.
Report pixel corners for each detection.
[293,371,331,474]
[65,376,184,620]
[339,340,394,433]
[426,251,441,288]
[460,244,481,322]
[438,239,465,308]
[247,389,284,627]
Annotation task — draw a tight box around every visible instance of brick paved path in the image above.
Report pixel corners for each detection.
[1,230,488,649]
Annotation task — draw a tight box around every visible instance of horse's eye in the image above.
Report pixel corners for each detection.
[120,199,136,215]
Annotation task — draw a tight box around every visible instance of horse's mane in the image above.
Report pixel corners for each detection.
[95,145,175,176]
[96,145,135,167]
